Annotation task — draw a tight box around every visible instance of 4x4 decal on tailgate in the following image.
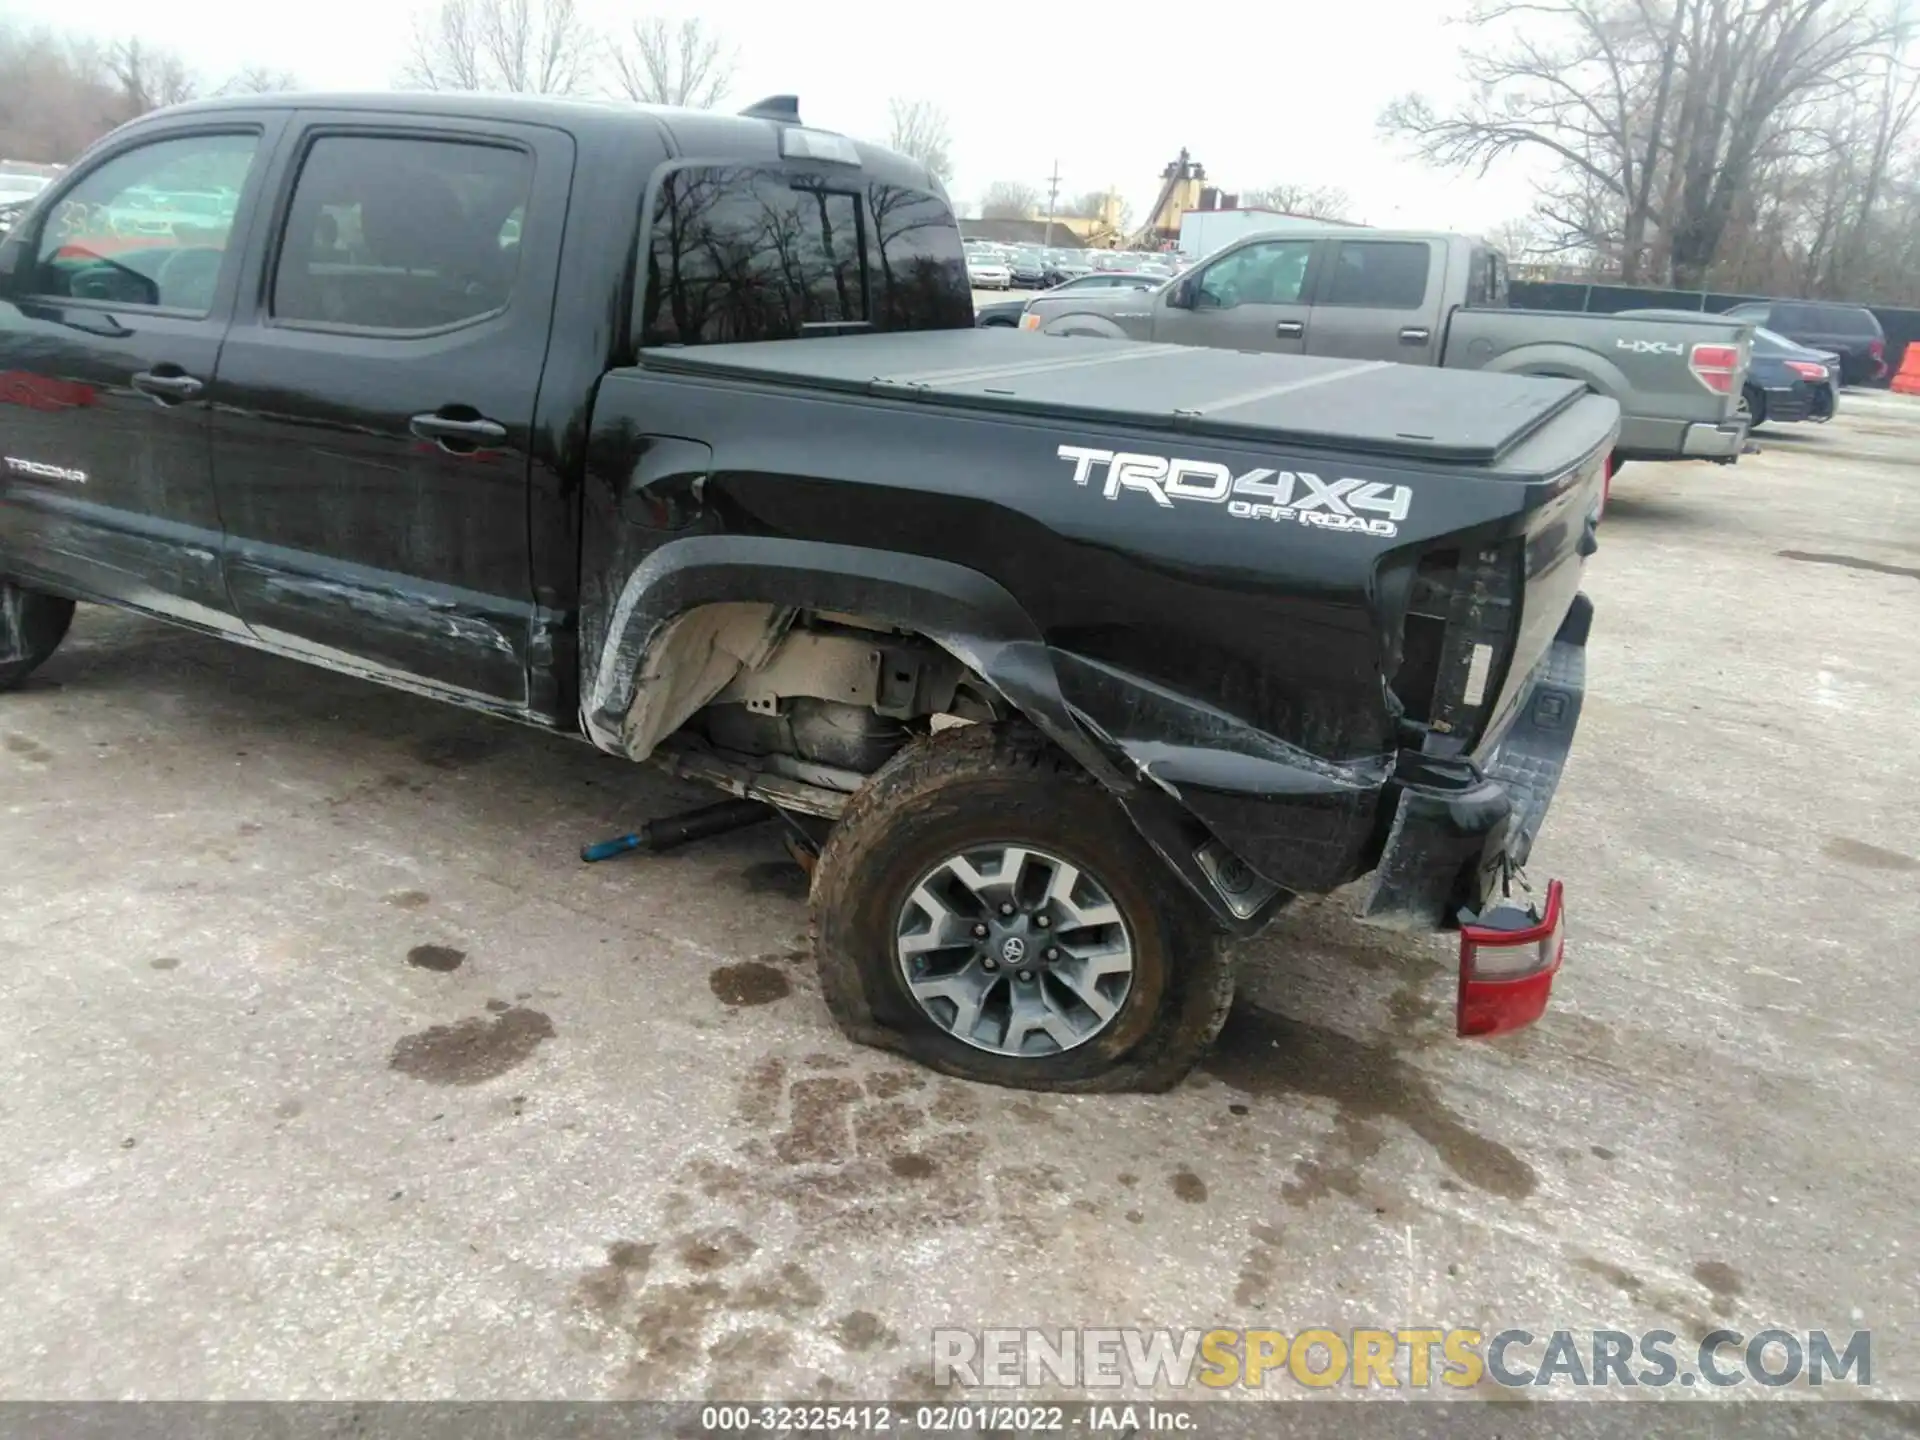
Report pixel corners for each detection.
[1057,445,1410,538]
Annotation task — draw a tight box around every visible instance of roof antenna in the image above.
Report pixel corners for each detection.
[739,95,802,124]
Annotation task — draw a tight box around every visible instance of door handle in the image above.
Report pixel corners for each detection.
[1275,320,1305,339]
[410,412,508,448]
[132,370,204,403]
[1399,327,1432,345]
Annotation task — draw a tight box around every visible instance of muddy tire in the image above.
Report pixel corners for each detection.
[0,584,75,693]
[810,724,1232,1093]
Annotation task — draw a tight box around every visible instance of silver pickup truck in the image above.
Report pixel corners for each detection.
[1021,228,1752,465]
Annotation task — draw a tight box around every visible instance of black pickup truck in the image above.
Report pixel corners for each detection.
[0,92,1611,1091]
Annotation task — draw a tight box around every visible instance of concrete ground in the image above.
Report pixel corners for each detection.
[2,393,1917,1406]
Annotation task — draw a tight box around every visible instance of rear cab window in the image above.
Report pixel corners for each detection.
[1466,246,1508,308]
[638,164,971,346]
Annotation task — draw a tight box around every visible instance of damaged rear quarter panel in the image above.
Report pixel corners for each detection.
[579,367,1582,894]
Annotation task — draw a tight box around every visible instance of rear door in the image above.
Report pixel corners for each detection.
[1152,236,1316,354]
[0,120,276,630]
[1304,238,1443,364]
[208,112,572,712]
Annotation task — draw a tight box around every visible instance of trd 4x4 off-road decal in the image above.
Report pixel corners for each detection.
[1057,445,1410,538]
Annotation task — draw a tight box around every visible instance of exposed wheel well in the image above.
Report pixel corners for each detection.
[621,602,1008,814]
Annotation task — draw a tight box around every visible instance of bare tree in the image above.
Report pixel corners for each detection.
[885,98,953,185]
[1382,0,1896,286]
[610,17,735,108]
[218,65,300,96]
[980,180,1040,219]
[1822,19,1920,290]
[105,37,198,116]
[0,22,299,162]
[1485,215,1558,265]
[402,0,595,95]
[1241,182,1352,220]
[0,25,123,159]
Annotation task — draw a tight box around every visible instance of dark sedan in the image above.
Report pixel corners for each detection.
[1006,249,1051,288]
[1742,326,1839,426]
[1621,309,1836,427]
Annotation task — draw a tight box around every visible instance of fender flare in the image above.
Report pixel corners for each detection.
[580,534,1132,792]
[1479,342,1628,402]
[1036,312,1131,340]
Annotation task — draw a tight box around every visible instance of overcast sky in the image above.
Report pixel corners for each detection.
[4,0,1545,232]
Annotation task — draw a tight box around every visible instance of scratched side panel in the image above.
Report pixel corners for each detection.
[0,314,244,633]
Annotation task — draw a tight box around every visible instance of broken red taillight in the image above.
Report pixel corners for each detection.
[1457,880,1565,1038]
[1784,360,1828,382]
[1689,343,1741,395]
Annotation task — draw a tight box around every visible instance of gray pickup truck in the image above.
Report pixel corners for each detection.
[1021,228,1752,466]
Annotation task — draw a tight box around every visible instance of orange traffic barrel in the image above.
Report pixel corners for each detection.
[1892,342,1920,396]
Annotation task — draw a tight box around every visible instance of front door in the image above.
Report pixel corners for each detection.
[209,116,571,712]
[0,124,273,630]
[1153,236,1316,354]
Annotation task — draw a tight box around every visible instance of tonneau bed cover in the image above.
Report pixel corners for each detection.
[639,330,1597,467]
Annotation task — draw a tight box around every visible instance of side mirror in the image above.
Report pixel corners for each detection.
[1168,277,1195,310]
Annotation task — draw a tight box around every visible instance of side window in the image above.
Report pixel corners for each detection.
[31,131,258,313]
[272,135,533,332]
[1194,239,1313,309]
[1812,305,1877,336]
[866,180,972,331]
[1322,240,1431,309]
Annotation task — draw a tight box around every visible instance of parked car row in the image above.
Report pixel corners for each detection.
[0,171,51,239]
[963,236,1189,292]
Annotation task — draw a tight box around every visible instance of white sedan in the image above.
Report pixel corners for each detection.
[966,258,1012,290]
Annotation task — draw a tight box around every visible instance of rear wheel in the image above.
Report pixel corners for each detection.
[1739,384,1768,429]
[810,724,1233,1092]
[0,583,75,692]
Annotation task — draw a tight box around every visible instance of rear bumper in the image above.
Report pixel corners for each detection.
[1680,419,1749,459]
[1359,593,1590,930]
[1615,414,1749,461]
[1760,382,1835,423]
